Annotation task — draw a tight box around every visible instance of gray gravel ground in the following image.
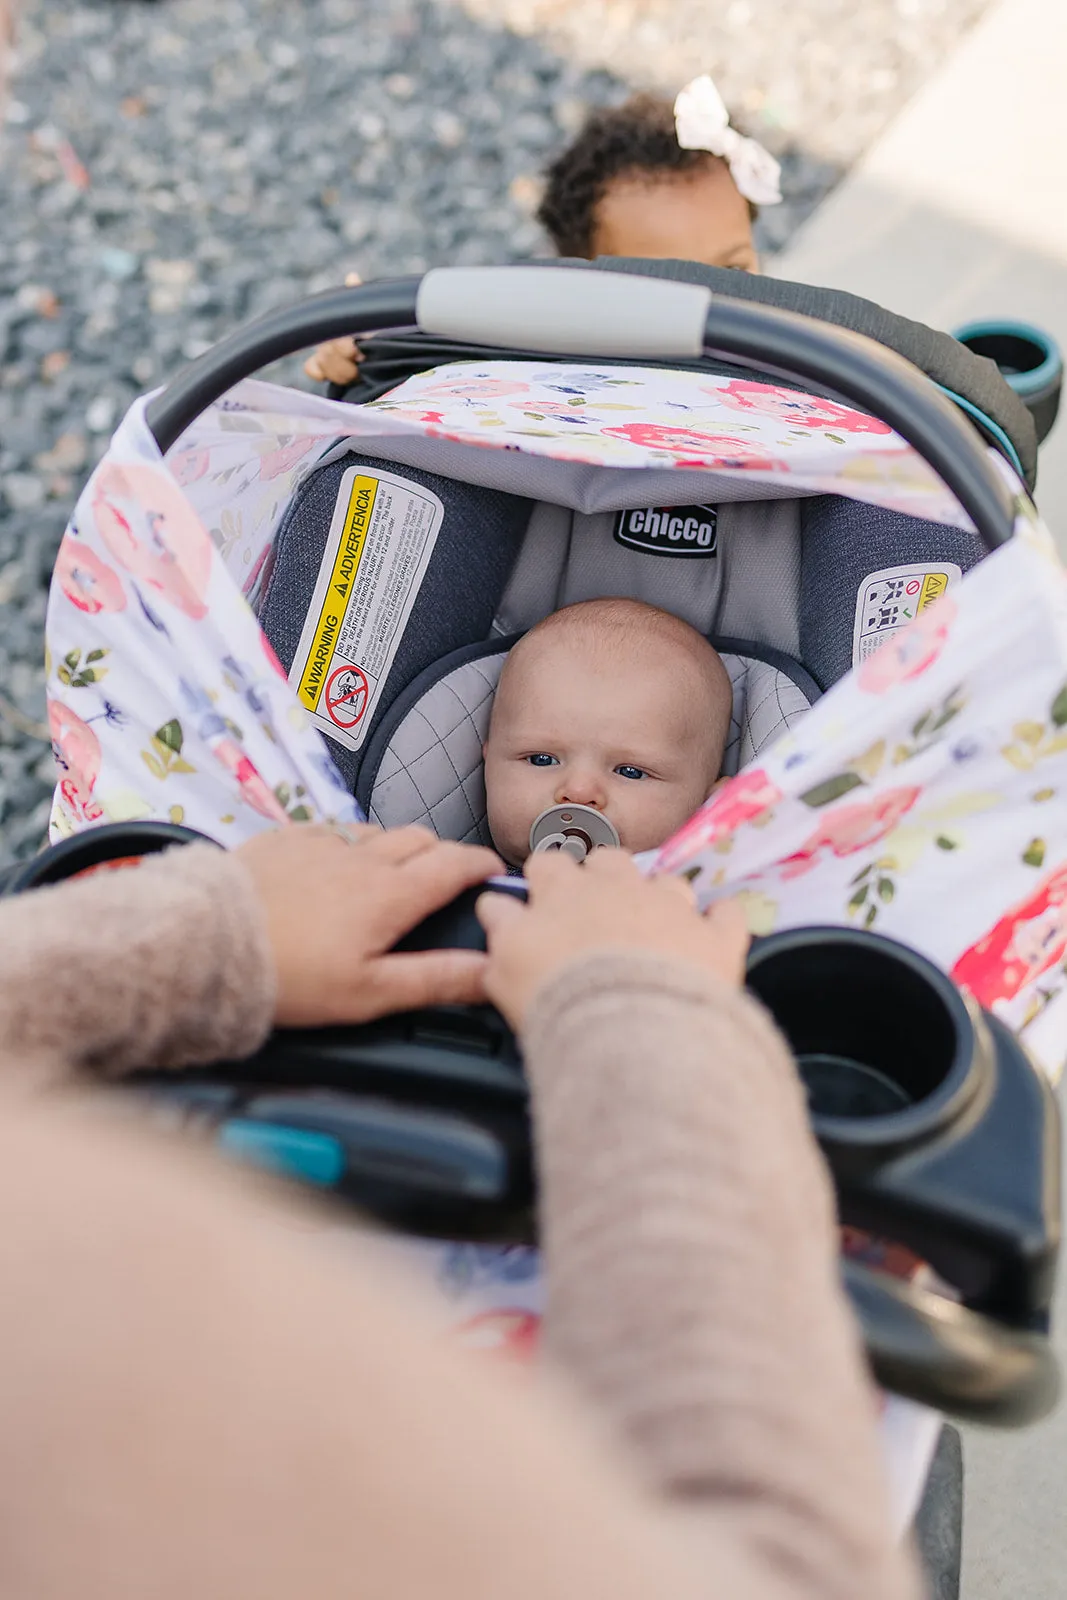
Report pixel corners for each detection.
[0,0,991,860]
[453,0,995,169]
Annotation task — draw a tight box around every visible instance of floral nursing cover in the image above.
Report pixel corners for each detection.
[648,498,1067,1082]
[45,361,1067,1076]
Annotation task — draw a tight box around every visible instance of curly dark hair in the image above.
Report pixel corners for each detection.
[537,94,756,258]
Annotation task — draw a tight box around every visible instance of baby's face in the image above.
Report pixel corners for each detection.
[484,639,721,867]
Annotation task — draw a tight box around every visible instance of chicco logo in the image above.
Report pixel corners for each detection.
[613,504,718,558]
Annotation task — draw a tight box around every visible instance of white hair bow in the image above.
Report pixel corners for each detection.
[674,75,782,207]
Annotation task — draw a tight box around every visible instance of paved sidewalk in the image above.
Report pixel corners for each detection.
[775,3,1067,1594]
[774,0,1067,551]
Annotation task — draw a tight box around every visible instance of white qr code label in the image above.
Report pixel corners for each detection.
[852,562,961,666]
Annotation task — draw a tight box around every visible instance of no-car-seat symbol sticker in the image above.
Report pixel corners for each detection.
[324,664,370,729]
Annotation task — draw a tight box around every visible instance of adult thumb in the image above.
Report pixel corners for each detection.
[475,889,525,945]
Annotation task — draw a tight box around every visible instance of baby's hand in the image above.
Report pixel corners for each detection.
[476,850,749,1032]
[304,336,362,386]
[303,272,364,387]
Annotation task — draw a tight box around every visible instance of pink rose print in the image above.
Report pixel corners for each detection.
[257,435,317,482]
[601,421,778,471]
[93,462,213,620]
[169,448,212,488]
[49,699,104,823]
[213,737,290,824]
[953,865,1067,1008]
[781,785,921,879]
[419,378,531,400]
[713,380,893,435]
[452,1310,540,1364]
[656,768,783,872]
[55,535,127,615]
[857,596,957,694]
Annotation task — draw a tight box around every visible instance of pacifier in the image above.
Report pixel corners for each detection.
[528,804,620,862]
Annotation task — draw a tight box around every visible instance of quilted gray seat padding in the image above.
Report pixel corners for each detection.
[367,650,812,846]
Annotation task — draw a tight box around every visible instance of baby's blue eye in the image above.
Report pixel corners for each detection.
[615,764,646,781]
[526,753,558,768]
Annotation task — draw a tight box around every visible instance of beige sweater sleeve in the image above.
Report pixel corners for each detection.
[523,952,921,1600]
[0,844,274,1090]
[0,851,918,1599]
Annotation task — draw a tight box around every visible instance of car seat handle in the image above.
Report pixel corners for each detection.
[843,1259,1059,1427]
[144,269,1016,551]
[416,265,711,358]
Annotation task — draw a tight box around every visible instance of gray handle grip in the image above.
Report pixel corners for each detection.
[415,266,712,359]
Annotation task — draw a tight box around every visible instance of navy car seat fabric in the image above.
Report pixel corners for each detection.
[338,255,1037,491]
[258,452,532,790]
[798,497,985,689]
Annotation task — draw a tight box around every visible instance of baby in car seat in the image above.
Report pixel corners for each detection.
[482,598,733,867]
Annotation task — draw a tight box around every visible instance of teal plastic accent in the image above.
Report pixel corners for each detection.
[952,319,1062,400]
[218,1120,345,1186]
[935,384,1024,480]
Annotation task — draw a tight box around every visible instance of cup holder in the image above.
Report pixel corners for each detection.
[953,319,1062,446]
[746,928,983,1147]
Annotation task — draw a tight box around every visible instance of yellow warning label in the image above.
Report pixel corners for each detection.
[297,475,378,711]
[289,465,444,753]
[918,571,950,611]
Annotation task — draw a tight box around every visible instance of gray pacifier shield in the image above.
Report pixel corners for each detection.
[529,803,621,861]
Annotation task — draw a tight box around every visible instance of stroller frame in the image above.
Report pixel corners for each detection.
[28,261,1067,1599]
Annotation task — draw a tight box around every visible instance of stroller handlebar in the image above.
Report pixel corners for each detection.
[143,267,1018,551]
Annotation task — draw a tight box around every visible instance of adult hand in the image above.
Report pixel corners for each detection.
[237,823,502,1027]
[476,850,749,1032]
[304,271,364,386]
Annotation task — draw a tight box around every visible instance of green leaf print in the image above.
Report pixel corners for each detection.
[799,772,865,808]
[1023,838,1047,868]
[1052,684,1067,727]
[141,721,196,780]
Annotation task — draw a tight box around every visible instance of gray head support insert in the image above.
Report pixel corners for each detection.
[529,803,621,861]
